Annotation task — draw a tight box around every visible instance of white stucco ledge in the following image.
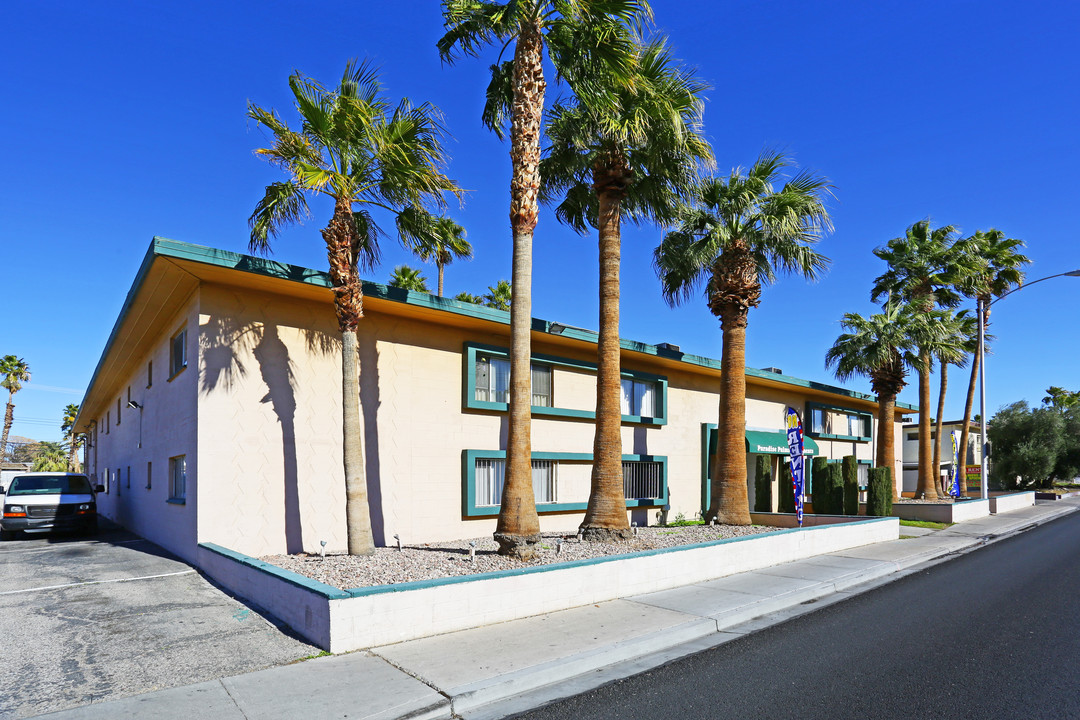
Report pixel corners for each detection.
[198,517,898,652]
[988,491,1036,514]
[891,498,991,524]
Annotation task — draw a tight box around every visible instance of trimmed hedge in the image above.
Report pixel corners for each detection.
[843,455,860,516]
[866,466,893,517]
[811,456,830,513]
[778,461,795,513]
[754,455,772,512]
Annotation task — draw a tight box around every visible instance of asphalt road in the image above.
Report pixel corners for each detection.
[0,524,316,719]
[513,508,1080,720]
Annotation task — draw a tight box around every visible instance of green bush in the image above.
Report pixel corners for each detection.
[866,466,893,516]
[778,462,795,513]
[842,455,859,515]
[754,455,772,512]
[811,456,830,513]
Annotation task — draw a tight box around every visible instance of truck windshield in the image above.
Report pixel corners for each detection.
[7,476,93,496]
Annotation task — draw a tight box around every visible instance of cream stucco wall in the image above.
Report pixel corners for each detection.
[89,294,200,563]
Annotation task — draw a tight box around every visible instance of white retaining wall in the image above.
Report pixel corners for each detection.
[989,491,1036,514]
[891,498,990,523]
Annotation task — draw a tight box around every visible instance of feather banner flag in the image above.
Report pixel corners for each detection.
[785,408,805,527]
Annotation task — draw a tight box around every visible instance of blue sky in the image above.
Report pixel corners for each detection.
[3,0,1079,443]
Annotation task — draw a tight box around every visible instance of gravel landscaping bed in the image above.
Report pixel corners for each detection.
[263,524,775,590]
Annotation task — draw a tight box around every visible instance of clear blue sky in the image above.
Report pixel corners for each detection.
[3,0,1079,443]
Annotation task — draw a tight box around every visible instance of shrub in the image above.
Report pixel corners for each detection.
[825,463,844,514]
[754,455,772,512]
[811,456,830,513]
[842,455,859,515]
[866,466,893,516]
[778,462,795,513]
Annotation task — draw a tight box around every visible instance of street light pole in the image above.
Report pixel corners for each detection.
[978,269,1080,499]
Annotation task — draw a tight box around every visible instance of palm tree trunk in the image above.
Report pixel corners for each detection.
[916,352,939,499]
[875,392,899,500]
[957,347,980,497]
[581,176,631,540]
[707,313,752,525]
[933,358,948,495]
[1,396,13,464]
[494,17,545,559]
[324,195,374,556]
[437,262,445,297]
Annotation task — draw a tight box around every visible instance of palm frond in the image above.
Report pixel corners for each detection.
[248,181,310,253]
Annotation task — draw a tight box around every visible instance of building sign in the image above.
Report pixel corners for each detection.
[751,442,816,456]
[785,408,805,527]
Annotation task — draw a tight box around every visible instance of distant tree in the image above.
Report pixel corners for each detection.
[388,264,431,293]
[988,401,1063,490]
[1054,406,1080,484]
[61,403,82,471]
[1043,386,1080,411]
[397,209,472,297]
[1,356,31,462]
[482,280,512,312]
[453,291,484,304]
[31,441,67,472]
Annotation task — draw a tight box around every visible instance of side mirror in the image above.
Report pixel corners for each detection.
[95,485,105,493]
[0,486,5,494]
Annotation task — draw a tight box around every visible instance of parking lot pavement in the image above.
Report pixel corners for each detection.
[0,525,317,720]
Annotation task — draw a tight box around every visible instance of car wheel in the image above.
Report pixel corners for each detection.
[86,519,99,536]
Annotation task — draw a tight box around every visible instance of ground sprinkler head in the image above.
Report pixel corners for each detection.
[468,541,476,562]
[319,540,327,559]
[631,521,638,536]
[556,538,563,555]
[394,534,402,551]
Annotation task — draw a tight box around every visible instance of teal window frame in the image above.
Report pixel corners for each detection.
[462,449,668,518]
[804,402,873,442]
[462,342,667,426]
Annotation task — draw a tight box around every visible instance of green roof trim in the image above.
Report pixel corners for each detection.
[78,237,918,418]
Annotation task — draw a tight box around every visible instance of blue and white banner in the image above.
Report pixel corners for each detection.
[950,430,962,497]
[785,408,805,526]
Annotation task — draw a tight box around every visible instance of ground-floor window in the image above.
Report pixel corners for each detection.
[475,458,556,507]
[169,455,186,502]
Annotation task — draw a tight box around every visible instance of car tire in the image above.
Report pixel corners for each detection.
[86,519,99,536]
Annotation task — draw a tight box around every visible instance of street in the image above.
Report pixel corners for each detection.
[514,507,1080,720]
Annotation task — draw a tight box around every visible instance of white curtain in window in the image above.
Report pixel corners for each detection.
[476,459,505,506]
[493,358,510,403]
[531,460,555,503]
[531,365,552,406]
[636,382,655,417]
[620,378,633,415]
[475,358,490,401]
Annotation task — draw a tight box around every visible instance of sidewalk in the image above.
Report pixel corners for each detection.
[39,498,1080,720]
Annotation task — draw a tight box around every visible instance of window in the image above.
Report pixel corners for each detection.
[169,456,186,502]
[115,468,121,496]
[474,354,552,406]
[146,461,152,489]
[807,404,871,440]
[474,458,556,506]
[170,327,187,378]
[126,465,131,489]
[106,412,110,434]
[621,378,656,417]
[117,397,121,425]
[147,360,153,388]
[623,460,663,500]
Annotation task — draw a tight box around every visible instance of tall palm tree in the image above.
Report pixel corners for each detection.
[248,61,459,555]
[61,403,81,471]
[31,441,67,472]
[397,208,472,296]
[872,220,961,499]
[540,36,710,539]
[928,310,972,494]
[482,280,513,311]
[654,151,832,525]
[0,356,31,463]
[388,264,431,293]
[954,229,1029,483]
[825,300,924,496]
[439,0,647,558]
[454,291,485,304]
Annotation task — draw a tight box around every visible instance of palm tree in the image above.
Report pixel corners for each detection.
[825,300,924,495]
[397,208,472,296]
[31,441,67,472]
[872,221,961,499]
[248,61,459,555]
[454,291,484,304]
[482,280,513,311]
[61,403,81,471]
[0,356,31,463]
[540,36,710,539]
[388,264,431,293]
[654,151,832,525]
[954,229,1029,483]
[439,0,647,558]
[928,310,972,495]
